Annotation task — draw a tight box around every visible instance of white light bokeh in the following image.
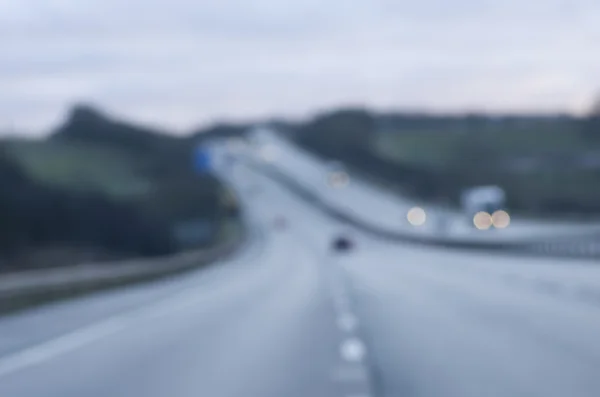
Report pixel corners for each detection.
[473,211,493,230]
[492,210,511,229]
[407,207,427,226]
[327,171,350,189]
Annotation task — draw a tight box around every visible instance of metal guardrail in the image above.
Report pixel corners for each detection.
[251,161,600,261]
[0,220,246,313]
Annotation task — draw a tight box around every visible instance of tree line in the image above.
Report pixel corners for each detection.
[0,105,242,272]
[293,108,600,216]
[0,151,178,270]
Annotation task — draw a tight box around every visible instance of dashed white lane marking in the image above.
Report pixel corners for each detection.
[326,265,372,395]
[340,337,366,362]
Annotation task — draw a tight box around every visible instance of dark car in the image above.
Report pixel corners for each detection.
[332,235,354,252]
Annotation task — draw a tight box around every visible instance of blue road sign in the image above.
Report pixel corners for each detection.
[194,146,212,173]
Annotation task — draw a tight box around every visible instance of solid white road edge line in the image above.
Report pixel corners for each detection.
[0,286,220,378]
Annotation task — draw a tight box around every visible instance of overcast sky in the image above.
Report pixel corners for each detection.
[1,0,599,135]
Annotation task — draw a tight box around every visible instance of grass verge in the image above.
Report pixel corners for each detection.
[368,129,600,219]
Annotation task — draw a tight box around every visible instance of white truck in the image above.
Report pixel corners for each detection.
[460,185,507,228]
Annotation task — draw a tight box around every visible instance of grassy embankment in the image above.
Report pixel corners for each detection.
[367,122,600,219]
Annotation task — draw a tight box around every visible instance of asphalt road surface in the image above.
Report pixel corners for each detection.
[1,164,600,397]
[248,128,600,241]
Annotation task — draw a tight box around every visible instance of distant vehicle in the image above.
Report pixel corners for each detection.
[331,235,354,252]
[460,186,507,227]
[248,127,274,148]
[325,160,350,188]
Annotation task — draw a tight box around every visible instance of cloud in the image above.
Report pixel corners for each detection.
[1,0,599,135]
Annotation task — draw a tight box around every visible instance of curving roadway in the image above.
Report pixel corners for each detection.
[0,159,600,397]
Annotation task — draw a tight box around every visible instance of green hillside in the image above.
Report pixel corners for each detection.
[3,140,152,199]
[0,105,242,273]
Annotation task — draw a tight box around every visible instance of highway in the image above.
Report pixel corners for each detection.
[1,158,600,396]
[249,128,600,242]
